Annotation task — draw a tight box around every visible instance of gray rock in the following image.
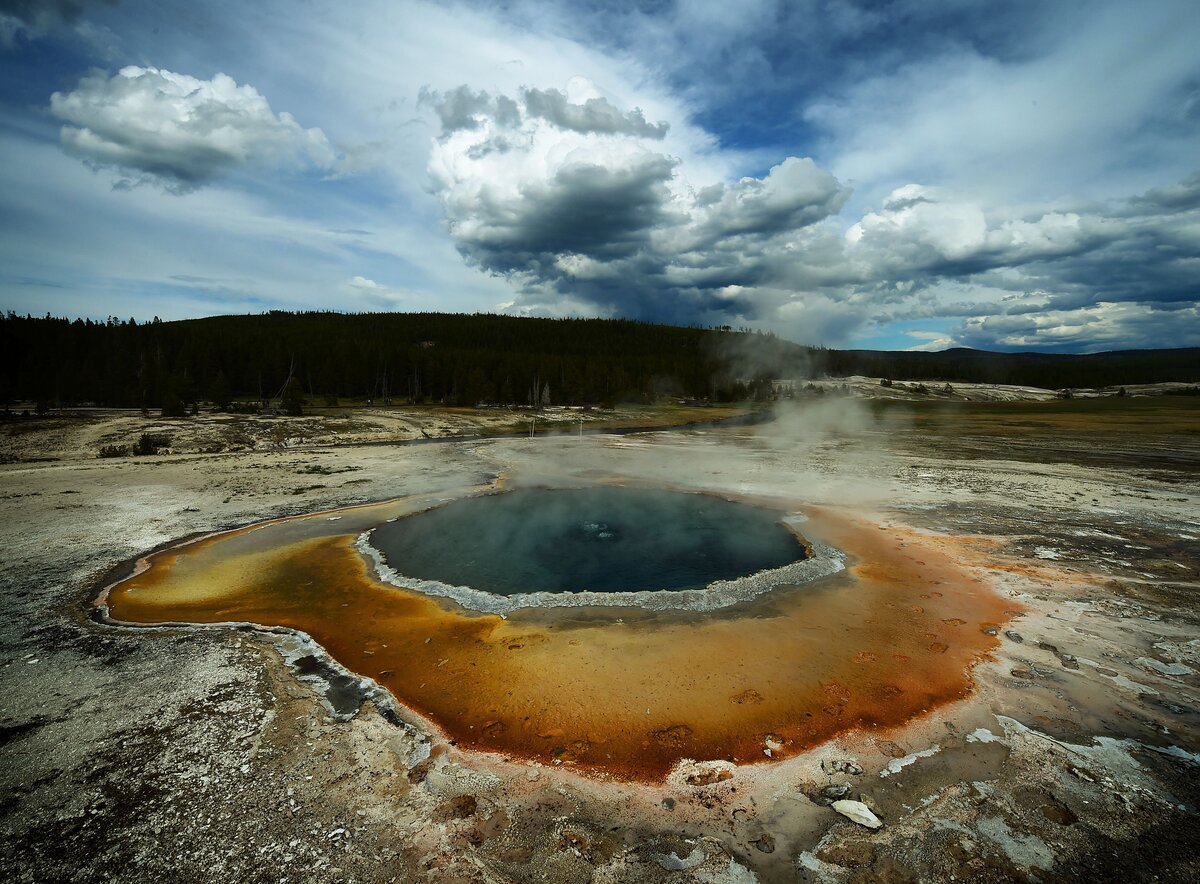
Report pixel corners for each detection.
[1135,657,1195,677]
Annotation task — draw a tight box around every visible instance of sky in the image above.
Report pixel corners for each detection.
[1,0,1198,352]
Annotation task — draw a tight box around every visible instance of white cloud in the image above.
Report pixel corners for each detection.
[807,0,1200,209]
[956,301,1200,351]
[903,331,957,352]
[49,66,337,192]
[344,275,413,307]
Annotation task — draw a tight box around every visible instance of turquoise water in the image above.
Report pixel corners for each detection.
[369,486,805,595]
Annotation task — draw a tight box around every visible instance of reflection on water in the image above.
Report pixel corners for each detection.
[369,487,806,595]
[102,489,1016,780]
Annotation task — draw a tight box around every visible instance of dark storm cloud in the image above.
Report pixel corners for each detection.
[461,156,679,271]
[1125,171,1200,216]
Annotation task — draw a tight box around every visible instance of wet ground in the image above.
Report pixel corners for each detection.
[2,395,1198,882]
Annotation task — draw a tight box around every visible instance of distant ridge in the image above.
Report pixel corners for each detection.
[825,346,1200,389]
[2,311,1196,409]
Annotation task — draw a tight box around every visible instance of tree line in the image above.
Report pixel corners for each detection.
[1,310,1196,411]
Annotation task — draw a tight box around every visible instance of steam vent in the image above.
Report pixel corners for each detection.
[101,483,1014,780]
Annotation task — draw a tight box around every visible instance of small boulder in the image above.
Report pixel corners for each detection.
[832,799,883,829]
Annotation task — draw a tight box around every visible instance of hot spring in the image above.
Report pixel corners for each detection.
[368,486,807,596]
[99,479,1014,779]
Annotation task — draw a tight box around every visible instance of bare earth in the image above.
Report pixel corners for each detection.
[2,388,1198,883]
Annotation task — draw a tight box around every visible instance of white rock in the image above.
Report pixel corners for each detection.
[831,800,883,829]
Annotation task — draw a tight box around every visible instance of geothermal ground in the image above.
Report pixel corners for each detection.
[2,390,1198,883]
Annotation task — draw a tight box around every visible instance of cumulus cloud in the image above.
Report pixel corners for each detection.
[424,80,852,324]
[846,185,1119,278]
[8,0,1196,353]
[522,86,668,139]
[49,66,336,192]
[842,175,1200,350]
[424,79,1200,350]
[956,301,1200,351]
[419,85,521,133]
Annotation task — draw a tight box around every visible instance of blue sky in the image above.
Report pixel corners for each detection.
[1,0,1198,352]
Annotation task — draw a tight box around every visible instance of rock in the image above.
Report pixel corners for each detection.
[821,758,862,775]
[1037,642,1060,655]
[753,833,776,854]
[822,783,852,800]
[1135,656,1195,677]
[832,799,883,829]
[685,766,733,787]
[1010,666,1034,679]
[652,846,705,871]
[1005,631,1024,643]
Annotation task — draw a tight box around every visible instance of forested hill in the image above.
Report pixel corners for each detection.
[821,347,1200,390]
[2,311,1196,409]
